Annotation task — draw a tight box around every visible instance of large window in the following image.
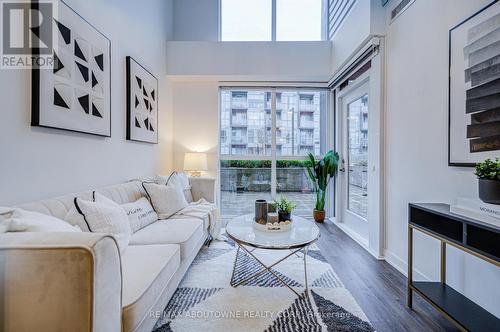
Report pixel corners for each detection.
[220,0,272,41]
[220,88,328,217]
[276,0,323,41]
[220,0,324,41]
[276,90,325,156]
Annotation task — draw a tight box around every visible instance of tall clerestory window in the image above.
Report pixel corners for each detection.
[220,0,324,41]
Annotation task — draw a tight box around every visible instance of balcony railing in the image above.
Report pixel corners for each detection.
[231,138,247,144]
[220,167,313,193]
[299,104,317,112]
[232,119,248,127]
[299,140,314,146]
[265,102,282,109]
[232,101,248,109]
[299,121,315,129]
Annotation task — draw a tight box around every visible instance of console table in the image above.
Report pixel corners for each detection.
[408,203,500,332]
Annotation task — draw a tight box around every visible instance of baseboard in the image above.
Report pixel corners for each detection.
[383,249,430,281]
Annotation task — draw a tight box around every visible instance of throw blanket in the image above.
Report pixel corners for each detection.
[175,199,223,242]
[0,207,17,232]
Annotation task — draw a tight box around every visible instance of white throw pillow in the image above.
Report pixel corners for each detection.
[121,197,158,233]
[159,172,193,203]
[176,172,194,203]
[154,174,169,185]
[64,192,119,231]
[0,208,80,233]
[74,193,131,254]
[65,206,91,231]
[142,182,189,219]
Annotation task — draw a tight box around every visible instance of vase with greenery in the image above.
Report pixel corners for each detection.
[274,196,296,222]
[305,150,340,222]
[475,158,500,205]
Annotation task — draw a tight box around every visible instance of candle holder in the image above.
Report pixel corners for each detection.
[255,199,268,225]
[267,212,279,224]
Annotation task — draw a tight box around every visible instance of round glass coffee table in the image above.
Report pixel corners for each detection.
[226,214,320,297]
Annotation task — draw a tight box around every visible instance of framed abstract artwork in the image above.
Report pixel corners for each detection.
[31,0,111,137]
[449,0,500,166]
[126,56,158,144]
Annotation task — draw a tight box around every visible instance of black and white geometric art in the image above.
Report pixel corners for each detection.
[126,56,158,144]
[449,1,500,166]
[32,1,111,137]
[152,240,374,332]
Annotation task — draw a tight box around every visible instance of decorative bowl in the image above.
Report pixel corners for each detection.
[253,220,292,232]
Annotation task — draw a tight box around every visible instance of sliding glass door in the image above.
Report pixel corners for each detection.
[219,87,328,217]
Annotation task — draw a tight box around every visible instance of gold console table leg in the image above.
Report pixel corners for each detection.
[441,241,446,284]
[407,225,413,308]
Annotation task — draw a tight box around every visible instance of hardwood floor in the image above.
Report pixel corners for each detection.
[316,221,458,332]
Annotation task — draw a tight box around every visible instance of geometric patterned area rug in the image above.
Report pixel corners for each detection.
[153,238,375,332]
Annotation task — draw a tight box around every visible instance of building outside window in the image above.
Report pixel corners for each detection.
[220,88,328,217]
[220,0,324,41]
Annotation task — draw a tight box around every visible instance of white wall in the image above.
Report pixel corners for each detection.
[167,41,332,81]
[384,0,500,317]
[173,0,219,41]
[171,81,220,177]
[330,0,371,74]
[329,0,386,75]
[167,40,333,177]
[0,0,174,205]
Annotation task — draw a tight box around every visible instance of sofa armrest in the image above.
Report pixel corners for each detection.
[0,232,122,332]
[189,177,216,204]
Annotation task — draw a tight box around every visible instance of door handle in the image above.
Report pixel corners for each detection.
[339,159,346,173]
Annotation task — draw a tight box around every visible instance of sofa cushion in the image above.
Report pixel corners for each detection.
[159,172,194,203]
[0,208,81,233]
[74,193,132,254]
[176,173,193,203]
[142,182,188,219]
[122,244,180,332]
[129,218,204,260]
[65,191,122,232]
[121,197,158,233]
[16,181,146,221]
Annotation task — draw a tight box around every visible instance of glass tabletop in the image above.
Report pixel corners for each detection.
[226,214,320,249]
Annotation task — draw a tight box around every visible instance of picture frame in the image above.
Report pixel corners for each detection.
[126,56,158,144]
[448,0,500,166]
[31,0,111,137]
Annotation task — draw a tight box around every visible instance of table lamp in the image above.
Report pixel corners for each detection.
[184,152,207,177]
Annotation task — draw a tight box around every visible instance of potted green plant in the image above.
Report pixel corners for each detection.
[274,196,296,222]
[305,150,339,223]
[475,158,500,205]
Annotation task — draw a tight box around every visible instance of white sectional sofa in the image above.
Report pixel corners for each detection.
[0,177,216,332]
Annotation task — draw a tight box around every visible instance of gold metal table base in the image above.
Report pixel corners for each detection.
[230,241,310,298]
[407,223,500,332]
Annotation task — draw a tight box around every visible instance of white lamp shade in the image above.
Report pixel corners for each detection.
[184,152,208,171]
